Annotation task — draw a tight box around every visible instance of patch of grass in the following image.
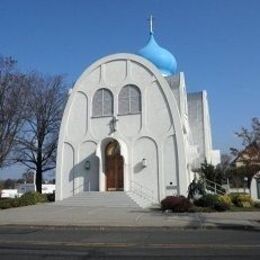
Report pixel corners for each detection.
[229,206,260,212]
[189,206,215,213]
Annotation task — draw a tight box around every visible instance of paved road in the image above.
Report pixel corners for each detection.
[0,226,259,259]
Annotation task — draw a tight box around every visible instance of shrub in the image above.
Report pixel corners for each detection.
[19,192,47,206]
[161,196,192,212]
[236,195,253,208]
[0,192,47,210]
[46,193,55,202]
[194,194,219,208]
[0,199,13,209]
[0,198,21,209]
[217,195,232,209]
[194,194,231,211]
[10,198,21,208]
[229,193,253,208]
[188,179,206,200]
[254,202,260,208]
[214,201,230,211]
[229,193,247,204]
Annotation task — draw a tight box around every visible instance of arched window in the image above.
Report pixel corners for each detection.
[118,85,141,115]
[92,88,113,117]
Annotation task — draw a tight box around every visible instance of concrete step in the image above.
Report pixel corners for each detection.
[55,192,140,208]
[127,191,158,208]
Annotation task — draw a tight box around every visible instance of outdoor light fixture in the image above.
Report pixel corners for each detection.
[85,160,90,170]
[142,158,147,168]
[243,177,248,193]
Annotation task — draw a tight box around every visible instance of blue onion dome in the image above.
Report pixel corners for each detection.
[137,32,177,76]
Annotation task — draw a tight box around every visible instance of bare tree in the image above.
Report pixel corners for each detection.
[220,154,232,169]
[230,117,260,166]
[15,73,67,193]
[0,56,28,167]
[229,117,260,187]
[22,170,35,183]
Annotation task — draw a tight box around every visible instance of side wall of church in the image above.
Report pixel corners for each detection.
[56,54,188,201]
[187,91,220,166]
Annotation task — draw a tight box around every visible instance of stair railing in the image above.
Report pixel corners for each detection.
[203,178,226,195]
[72,183,85,195]
[130,180,155,202]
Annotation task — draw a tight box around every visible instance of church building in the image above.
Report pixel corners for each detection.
[55,20,220,207]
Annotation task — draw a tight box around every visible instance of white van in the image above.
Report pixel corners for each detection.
[17,184,55,196]
[17,184,36,196]
[0,189,18,198]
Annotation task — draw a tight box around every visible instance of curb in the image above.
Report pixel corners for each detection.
[0,223,259,232]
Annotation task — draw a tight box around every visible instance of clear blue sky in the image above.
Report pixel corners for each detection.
[0,0,259,178]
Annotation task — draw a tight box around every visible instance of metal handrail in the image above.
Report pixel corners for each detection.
[204,178,226,195]
[130,180,154,202]
[72,183,85,195]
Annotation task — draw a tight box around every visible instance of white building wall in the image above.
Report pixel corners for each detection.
[56,54,189,202]
[166,73,198,181]
[251,173,260,201]
[187,92,205,163]
[133,137,159,200]
[187,91,220,167]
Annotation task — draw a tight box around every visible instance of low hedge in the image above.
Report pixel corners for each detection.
[0,192,47,209]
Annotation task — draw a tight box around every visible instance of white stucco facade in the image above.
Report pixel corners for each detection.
[251,172,260,201]
[55,53,220,206]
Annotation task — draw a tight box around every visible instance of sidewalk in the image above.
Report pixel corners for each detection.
[0,202,259,230]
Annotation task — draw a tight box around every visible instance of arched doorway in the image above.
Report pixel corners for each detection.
[105,140,124,191]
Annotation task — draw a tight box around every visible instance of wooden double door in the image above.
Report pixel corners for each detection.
[105,141,124,191]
